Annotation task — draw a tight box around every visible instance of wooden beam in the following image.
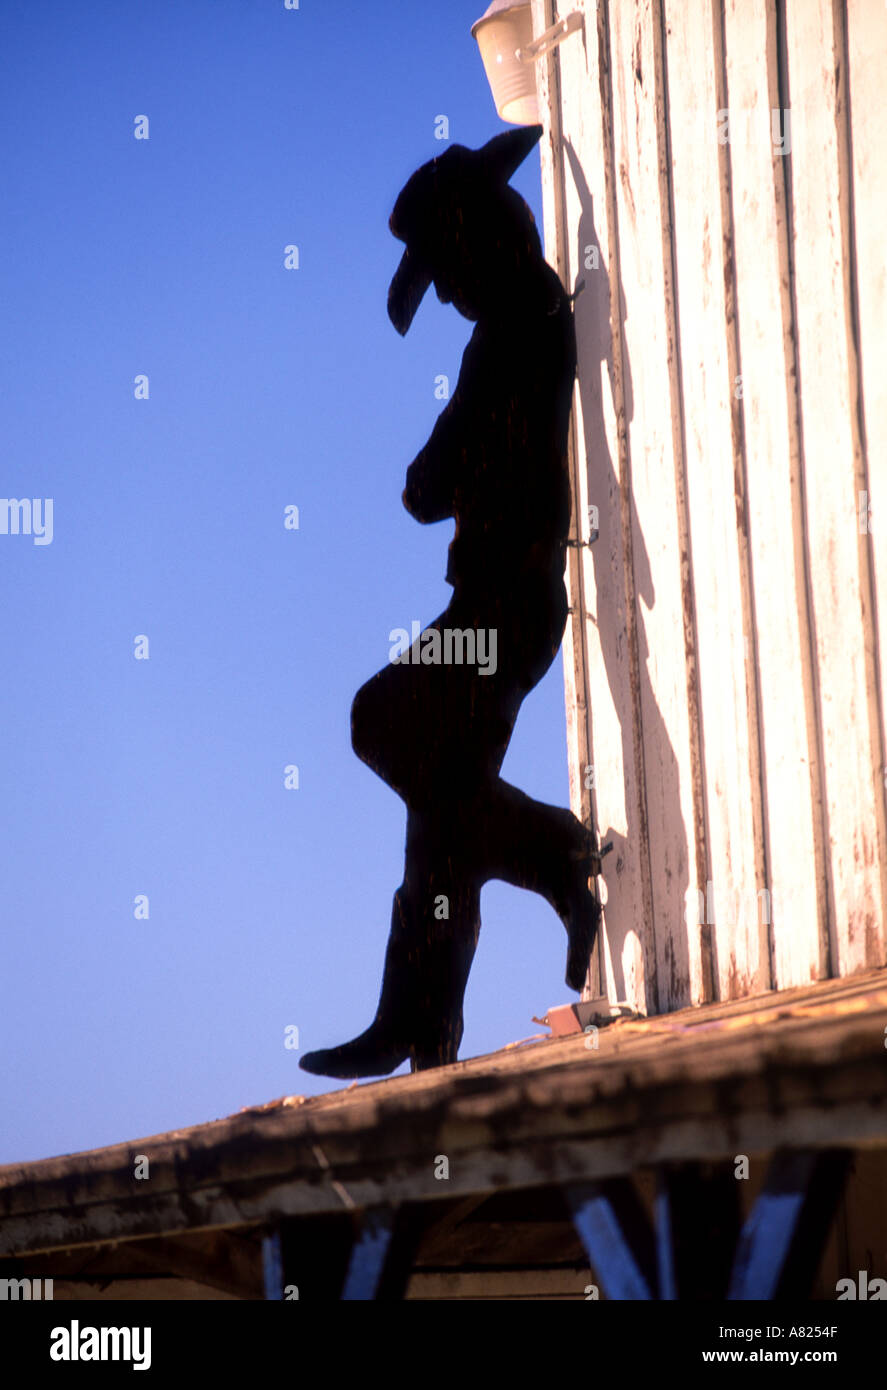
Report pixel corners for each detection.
[3,1231,262,1300]
[1,976,884,1258]
[406,1267,593,1300]
[122,1231,261,1299]
[417,1193,490,1248]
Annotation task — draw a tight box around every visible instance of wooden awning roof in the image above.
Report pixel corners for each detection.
[2,969,886,1298]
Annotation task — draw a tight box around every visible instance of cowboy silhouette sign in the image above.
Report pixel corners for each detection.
[301,127,601,1079]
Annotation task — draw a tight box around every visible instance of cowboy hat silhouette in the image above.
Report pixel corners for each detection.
[300,128,600,1079]
[387,125,545,334]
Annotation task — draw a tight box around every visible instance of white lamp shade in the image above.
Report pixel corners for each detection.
[471,1,539,126]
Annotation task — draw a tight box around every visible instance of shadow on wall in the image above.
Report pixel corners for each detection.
[564,140,700,1012]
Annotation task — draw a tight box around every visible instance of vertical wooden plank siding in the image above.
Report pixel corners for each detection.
[722,0,826,988]
[663,0,770,999]
[578,0,660,1009]
[537,0,605,999]
[605,0,706,1011]
[845,0,887,957]
[535,0,657,1011]
[531,0,602,994]
[534,0,887,1012]
[783,0,886,971]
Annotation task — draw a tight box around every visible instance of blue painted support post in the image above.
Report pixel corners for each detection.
[727,1149,850,1300]
[565,1179,656,1300]
[340,1206,398,1300]
[654,1180,677,1302]
[262,1231,284,1301]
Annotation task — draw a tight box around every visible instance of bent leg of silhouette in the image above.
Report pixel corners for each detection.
[350,635,512,812]
[300,810,480,1079]
[472,779,601,991]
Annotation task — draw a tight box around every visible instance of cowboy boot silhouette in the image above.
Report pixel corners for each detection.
[301,812,481,1078]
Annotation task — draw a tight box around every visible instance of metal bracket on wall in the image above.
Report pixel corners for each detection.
[590,840,613,876]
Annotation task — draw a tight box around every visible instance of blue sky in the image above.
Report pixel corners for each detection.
[0,0,574,1163]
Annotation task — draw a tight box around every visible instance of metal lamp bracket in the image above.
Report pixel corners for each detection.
[516,11,584,64]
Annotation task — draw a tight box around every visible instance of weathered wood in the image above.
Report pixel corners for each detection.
[120,1231,262,1299]
[845,0,887,944]
[536,0,887,1009]
[1,1231,262,1300]
[58,1278,238,1301]
[606,0,707,1013]
[533,0,604,997]
[413,1186,584,1269]
[781,0,885,972]
[413,1193,491,1260]
[554,0,656,1010]
[1,973,885,1259]
[722,0,826,989]
[405,1268,593,1300]
[664,0,769,1000]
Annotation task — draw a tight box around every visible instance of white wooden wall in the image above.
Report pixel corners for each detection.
[532,0,887,1013]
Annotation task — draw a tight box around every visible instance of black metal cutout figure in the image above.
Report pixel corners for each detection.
[300,127,600,1079]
